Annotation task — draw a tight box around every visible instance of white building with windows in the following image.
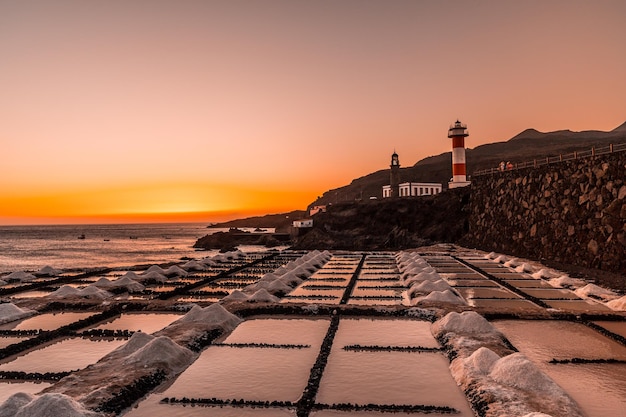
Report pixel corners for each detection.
[383,182,442,198]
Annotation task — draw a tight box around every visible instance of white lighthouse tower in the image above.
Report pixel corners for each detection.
[447,120,471,189]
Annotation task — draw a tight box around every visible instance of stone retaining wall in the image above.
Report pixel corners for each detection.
[462,152,626,274]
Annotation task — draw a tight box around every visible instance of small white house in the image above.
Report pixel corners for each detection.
[383,182,442,198]
[292,219,313,228]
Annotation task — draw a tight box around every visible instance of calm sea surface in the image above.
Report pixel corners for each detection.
[0,223,224,272]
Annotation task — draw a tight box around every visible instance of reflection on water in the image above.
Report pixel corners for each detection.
[224,318,329,347]
[164,346,318,402]
[317,351,473,414]
[0,312,94,331]
[0,381,52,403]
[0,337,127,373]
[0,336,30,349]
[333,319,439,348]
[311,410,462,417]
[593,321,626,339]
[92,313,183,334]
[494,320,626,417]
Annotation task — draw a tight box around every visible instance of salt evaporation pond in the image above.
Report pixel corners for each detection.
[0,381,51,403]
[494,320,626,416]
[316,318,473,415]
[0,312,94,331]
[0,336,30,349]
[91,313,182,334]
[161,318,329,402]
[0,337,127,373]
[593,321,626,339]
[223,318,330,346]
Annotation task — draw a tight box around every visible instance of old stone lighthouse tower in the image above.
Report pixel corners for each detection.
[390,151,400,198]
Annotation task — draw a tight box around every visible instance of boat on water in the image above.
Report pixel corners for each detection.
[78,234,86,240]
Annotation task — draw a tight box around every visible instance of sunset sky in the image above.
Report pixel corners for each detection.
[2,0,625,225]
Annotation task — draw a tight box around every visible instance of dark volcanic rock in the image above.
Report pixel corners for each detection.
[294,187,471,250]
[193,229,288,250]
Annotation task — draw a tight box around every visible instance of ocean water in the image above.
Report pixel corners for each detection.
[0,223,223,272]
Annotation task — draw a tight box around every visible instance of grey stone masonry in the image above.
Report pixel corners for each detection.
[462,152,626,274]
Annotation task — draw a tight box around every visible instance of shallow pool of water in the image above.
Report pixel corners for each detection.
[91,313,183,334]
[456,287,520,299]
[0,336,30,349]
[333,319,438,348]
[0,381,52,403]
[317,350,472,414]
[493,320,626,417]
[544,300,610,312]
[223,318,329,347]
[0,312,95,331]
[0,337,127,373]
[311,410,467,417]
[164,346,318,402]
[593,321,626,339]
[9,291,52,299]
[346,298,402,306]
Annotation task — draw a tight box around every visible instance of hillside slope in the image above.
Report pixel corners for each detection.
[309,121,626,208]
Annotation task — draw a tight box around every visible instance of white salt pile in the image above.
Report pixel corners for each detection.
[181,260,206,271]
[514,263,533,273]
[222,290,250,302]
[574,283,618,301]
[414,289,466,306]
[503,258,520,268]
[138,271,167,283]
[493,255,509,264]
[122,335,194,373]
[0,280,6,286]
[490,353,563,393]
[0,393,102,417]
[485,252,498,260]
[432,311,501,339]
[248,289,280,303]
[145,265,167,275]
[531,268,558,279]
[0,302,36,324]
[48,285,112,300]
[606,295,626,311]
[548,275,586,289]
[462,346,501,375]
[407,279,452,297]
[175,303,242,333]
[2,271,37,282]
[164,265,188,277]
[35,265,62,277]
[92,276,145,293]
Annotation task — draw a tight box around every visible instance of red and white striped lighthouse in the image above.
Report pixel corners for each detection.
[447,120,471,189]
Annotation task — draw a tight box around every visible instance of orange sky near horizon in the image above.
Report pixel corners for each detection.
[2,1,626,225]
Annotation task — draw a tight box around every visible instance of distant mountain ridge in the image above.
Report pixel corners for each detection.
[310,121,626,208]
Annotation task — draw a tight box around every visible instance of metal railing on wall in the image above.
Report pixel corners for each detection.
[473,142,626,176]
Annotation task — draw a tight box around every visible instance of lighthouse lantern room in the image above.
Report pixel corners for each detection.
[447,120,471,189]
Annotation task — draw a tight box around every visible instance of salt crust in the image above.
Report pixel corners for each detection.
[0,302,36,324]
[0,393,101,417]
[606,295,626,311]
[574,283,618,301]
[2,271,36,282]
